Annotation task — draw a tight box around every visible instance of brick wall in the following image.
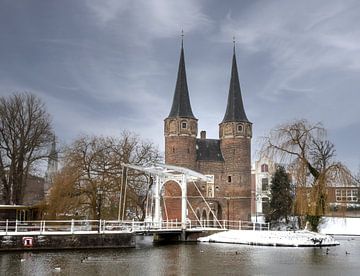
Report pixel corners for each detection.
[165,136,197,170]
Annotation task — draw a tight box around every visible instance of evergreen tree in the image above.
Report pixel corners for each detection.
[267,165,292,224]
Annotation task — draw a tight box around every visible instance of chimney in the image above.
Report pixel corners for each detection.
[200,130,206,139]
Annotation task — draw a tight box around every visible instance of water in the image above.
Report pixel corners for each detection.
[0,236,359,276]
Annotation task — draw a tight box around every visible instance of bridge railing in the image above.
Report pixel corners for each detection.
[0,219,104,235]
[0,219,269,235]
[0,219,186,235]
[187,220,269,231]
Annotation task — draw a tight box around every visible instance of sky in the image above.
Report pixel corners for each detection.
[1,0,360,173]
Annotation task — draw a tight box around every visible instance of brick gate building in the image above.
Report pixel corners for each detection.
[163,40,252,224]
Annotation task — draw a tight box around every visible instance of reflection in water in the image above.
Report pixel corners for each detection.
[0,236,359,276]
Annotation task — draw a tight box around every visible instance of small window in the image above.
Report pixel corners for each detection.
[261,164,269,173]
[208,188,213,198]
[215,186,220,191]
[187,148,190,153]
[228,176,232,183]
[172,147,175,153]
[335,189,358,202]
[181,122,187,129]
[237,124,243,132]
[262,178,269,191]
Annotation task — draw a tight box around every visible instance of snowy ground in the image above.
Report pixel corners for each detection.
[319,217,360,235]
[198,230,339,247]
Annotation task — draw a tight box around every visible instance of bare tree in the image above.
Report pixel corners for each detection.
[0,93,53,204]
[261,119,352,231]
[45,132,161,220]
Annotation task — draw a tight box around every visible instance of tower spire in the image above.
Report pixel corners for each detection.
[44,134,58,194]
[233,36,236,53]
[221,41,249,123]
[167,32,195,119]
[181,29,184,48]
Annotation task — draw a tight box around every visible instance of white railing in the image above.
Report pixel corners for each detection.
[0,219,269,235]
[188,220,270,231]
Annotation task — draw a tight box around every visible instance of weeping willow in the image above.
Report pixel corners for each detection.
[261,119,353,231]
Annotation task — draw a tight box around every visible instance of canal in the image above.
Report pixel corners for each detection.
[0,235,359,275]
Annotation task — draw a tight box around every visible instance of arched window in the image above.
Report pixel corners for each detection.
[196,209,201,226]
[202,209,207,227]
[261,164,269,173]
[209,212,214,227]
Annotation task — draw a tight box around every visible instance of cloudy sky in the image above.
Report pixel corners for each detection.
[1,0,360,172]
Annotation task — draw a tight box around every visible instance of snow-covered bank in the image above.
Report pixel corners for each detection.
[320,217,360,235]
[198,230,339,247]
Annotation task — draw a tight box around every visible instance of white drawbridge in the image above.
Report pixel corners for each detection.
[120,163,221,230]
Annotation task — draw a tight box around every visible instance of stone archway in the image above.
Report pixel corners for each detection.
[161,180,182,221]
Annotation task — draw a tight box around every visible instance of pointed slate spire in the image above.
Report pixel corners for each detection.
[49,134,57,161]
[222,42,249,123]
[167,34,195,119]
[48,134,58,171]
[45,134,58,194]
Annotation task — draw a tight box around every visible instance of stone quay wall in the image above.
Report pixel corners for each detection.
[0,233,135,251]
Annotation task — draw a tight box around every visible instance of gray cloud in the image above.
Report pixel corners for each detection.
[0,0,359,172]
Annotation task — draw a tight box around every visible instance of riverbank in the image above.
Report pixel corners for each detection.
[198,230,339,247]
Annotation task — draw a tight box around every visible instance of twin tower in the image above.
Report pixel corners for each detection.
[164,41,252,222]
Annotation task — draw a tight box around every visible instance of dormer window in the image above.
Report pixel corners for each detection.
[261,164,269,173]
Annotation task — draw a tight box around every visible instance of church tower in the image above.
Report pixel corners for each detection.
[164,39,198,170]
[163,38,253,222]
[44,134,58,195]
[219,44,252,219]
